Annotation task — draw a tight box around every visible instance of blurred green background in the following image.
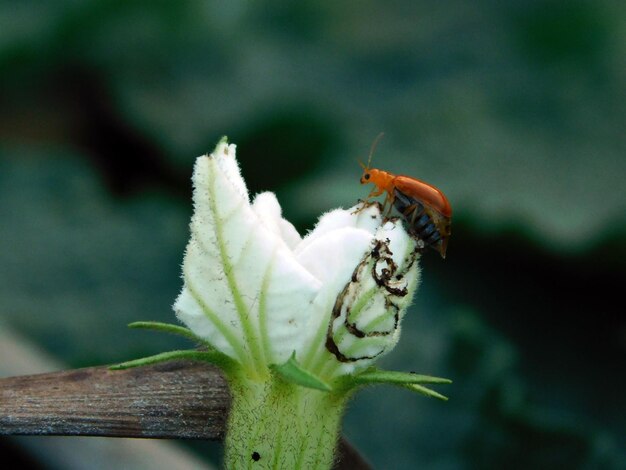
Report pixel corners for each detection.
[1,1,624,468]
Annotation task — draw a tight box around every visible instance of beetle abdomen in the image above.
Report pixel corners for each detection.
[393,189,451,258]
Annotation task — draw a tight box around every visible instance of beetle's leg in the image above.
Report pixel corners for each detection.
[353,186,386,214]
[368,187,385,198]
[357,186,384,206]
[404,204,419,223]
[381,192,396,218]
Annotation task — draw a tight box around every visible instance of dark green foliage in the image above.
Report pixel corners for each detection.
[1,1,624,468]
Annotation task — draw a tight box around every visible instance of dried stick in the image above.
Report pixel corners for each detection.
[0,361,370,469]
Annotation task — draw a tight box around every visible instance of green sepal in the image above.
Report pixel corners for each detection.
[338,367,450,400]
[109,349,235,372]
[270,352,331,392]
[352,368,451,386]
[127,321,213,347]
[403,383,449,401]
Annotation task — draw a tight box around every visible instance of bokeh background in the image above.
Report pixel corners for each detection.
[1,1,624,469]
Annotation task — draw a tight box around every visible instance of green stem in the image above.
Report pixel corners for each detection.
[224,376,350,470]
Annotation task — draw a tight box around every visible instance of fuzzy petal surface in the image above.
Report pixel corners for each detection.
[174,141,321,367]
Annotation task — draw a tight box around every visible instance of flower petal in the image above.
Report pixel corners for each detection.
[294,226,377,372]
[296,226,374,287]
[251,192,302,250]
[174,142,321,368]
[212,138,249,200]
[295,203,382,255]
[325,218,421,375]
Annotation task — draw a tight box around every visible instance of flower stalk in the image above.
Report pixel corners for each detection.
[225,374,350,469]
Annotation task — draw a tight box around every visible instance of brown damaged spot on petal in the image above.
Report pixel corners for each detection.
[325,237,418,363]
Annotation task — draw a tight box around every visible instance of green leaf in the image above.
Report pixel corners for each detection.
[270,353,331,392]
[352,368,452,386]
[109,349,235,371]
[128,321,212,346]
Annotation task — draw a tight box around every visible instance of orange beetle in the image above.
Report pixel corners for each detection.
[359,136,452,258]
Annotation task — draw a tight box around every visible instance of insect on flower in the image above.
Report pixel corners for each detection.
[358,134,452,258]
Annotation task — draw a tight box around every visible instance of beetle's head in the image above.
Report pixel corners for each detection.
[358,161,372,185]
[360,166,384,185]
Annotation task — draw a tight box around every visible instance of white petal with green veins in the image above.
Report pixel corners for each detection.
[174,141,321,370]
[325,219,420,376]
[251,192,302,250]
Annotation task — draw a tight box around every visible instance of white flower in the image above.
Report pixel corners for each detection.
[174,138,420,380]
[113,138,447,470]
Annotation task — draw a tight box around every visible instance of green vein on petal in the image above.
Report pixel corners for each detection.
[185,274,248,365]
[208,158,265,372]
[301,298,334,372]
[258,254,275,364]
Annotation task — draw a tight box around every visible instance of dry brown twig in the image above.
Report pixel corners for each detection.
[0,361,371,469]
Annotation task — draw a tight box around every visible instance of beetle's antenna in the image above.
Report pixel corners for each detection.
[367,132,385,169]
